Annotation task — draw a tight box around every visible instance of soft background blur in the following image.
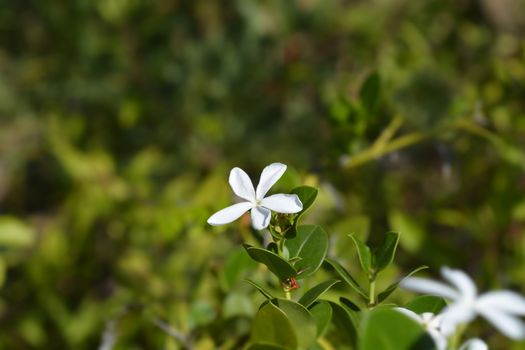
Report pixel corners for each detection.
[1,0,525,349]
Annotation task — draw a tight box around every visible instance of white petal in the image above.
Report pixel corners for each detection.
[251,206,271,230]
[229,167,256,202]
[255,163,286,200]
[441,267,477,300]
[260,194,303,214]
[477,307,525,339]
[394,307,422,323]
[459,338,488,350]
[477,290,525,315]
[428,329,448,350]
[400,277,459,300]
[207,202,253,225]
[439,303,477,335]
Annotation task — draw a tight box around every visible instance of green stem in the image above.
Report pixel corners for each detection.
[285,290,291,300]
[369,278,376,307]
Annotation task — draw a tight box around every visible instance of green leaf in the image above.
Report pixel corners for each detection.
[374,231,400,273]
[340,297,360,312]
[377,265,428,303]
[298,279,340,308]
[359,71,381,115]
[348,234,373,275]
[324,258,368,300]
[271,299,317,349]
[328,301,358,348]
[243,279,275,300]
[405,296,447,315]
[250,301,298,349]
[0,216,35,248]
[359,308,436,350]
[243,244,297,281]
[285,225,328,278]
[309,301,332,337]
[291,186,318,215]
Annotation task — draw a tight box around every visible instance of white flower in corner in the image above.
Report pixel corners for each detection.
[207,163,303,230]
[459,338,488,350]
[395,308,448,350]
[400,267,525,340]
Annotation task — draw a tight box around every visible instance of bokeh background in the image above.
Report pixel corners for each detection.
[1,0,525,349]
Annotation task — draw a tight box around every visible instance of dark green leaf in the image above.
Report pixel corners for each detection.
[324,258,368,300]
[374,231,400,273]
[340,297,360,312]
[328,301,358,348]
[309,301,332,337]
[285,225,328,278]
[243,279,275,300]
[359,308,436,350]
[298,279,340,308]
[405,295,447,315]
[250,301,297,349]
[271,299,317,349]
[377,265,428,303]
[359,71,381,114]
[291,186,318,215]
[348,234,373,275]
[243,244,297,280]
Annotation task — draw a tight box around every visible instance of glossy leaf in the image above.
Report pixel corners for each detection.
[271,299,317,349]
[377,265,428,303]
[348,234,373,275]
[243,244,297,280]
[243,279,275,300]
[309,301,332,337]
[290,186,318,216]
[359,308,436,350]
[285,225,328,278]
[328,301,358,348]
[374,231,400,273]
[250,301,297,349]
[298,279,340,308]
[405,295,447,315]
[325,258,368,300]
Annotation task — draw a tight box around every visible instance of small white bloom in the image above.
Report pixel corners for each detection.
[459,338,488,350]
[395,308,448,350]
[207,163,303,230]
[400,267,525,340]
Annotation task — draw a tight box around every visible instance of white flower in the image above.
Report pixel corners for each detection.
[207,163,303,230]
[459,338,488,350]
[395,308,448,350]
[400,267,525,340]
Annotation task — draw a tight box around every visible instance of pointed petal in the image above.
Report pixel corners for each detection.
[255,163,286,200]
[427,329,448,350]
[477,290,525,315]
[251,206,271,230]
[400,277,459,300]
[394,307,422,323]
[439,303,477,335]
[261,194,303,214]
[207,202,253,226]
[477,307,525,339]
[229,167,256,202]
[459,339,488,350]
[441,267,477,300]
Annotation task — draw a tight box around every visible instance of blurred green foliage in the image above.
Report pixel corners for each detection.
[0,0,525,349]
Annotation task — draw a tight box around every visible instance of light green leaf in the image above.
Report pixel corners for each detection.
[405,296,447,315]
[374,231,400,273]
[250,302,298,349]
[243,244,297,281]
[328,301,358,348]
[244,279,275,300]
[359,308,436,350]
[298,279,340,308]
[325,258,368,300]
[309,301,332,337]
[272,299,317,349]
[0,216,35,248]
[285,225,328,278]
[348,234,373,275]
[377,266,428,303]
